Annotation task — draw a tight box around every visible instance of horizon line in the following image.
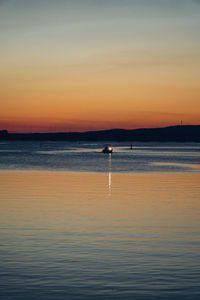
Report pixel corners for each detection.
[2,124,199,135]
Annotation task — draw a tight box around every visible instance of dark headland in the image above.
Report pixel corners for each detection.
[0,125,200,142]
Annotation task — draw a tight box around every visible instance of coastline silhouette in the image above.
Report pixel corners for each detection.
[0,125,200,142]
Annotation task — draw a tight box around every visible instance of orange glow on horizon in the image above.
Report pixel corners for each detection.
[1,1,200,133]
[1,119,199,133]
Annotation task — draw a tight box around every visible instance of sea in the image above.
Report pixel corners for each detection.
[0,141,200,299]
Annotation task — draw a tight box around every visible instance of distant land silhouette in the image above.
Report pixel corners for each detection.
[0,125,200,142]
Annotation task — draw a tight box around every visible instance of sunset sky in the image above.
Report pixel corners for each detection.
[1,0,200,132]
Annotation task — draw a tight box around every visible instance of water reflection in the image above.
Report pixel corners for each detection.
[108,153,112,190]
[0,171,200,300]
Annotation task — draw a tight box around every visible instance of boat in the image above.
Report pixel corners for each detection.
[102,144,113,153]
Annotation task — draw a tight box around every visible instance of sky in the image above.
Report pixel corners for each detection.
[0,0,200,132]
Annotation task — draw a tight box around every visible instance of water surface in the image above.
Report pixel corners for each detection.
[0,141,200,173]
[0,170,200,299]
[0,141,200,299]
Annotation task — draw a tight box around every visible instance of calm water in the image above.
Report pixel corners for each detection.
[0,141,200,173]
[0,142,200,299]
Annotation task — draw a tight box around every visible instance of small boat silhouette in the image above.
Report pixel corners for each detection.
[102,144,113,153]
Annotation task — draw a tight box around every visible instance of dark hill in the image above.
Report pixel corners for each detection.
[0,125,200,142]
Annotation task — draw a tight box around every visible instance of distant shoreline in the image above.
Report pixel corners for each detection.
[0,125,200,142]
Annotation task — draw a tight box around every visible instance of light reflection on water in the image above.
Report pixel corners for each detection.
[0,171,200,299]
[0,141,200,173]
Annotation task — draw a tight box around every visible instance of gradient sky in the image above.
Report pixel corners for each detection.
[1,0,200,132]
